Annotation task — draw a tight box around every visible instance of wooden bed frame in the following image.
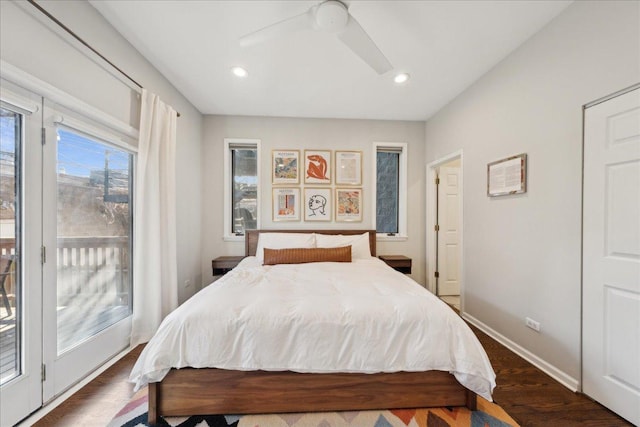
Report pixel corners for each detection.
[148,229,477,424]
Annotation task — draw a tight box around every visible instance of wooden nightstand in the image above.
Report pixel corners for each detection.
[212,256,245,276]
[379,255,412,274]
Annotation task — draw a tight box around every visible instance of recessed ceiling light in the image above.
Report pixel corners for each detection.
[394,73,410,84]
[231,66,248,78]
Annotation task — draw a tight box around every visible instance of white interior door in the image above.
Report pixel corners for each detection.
[437,166,460,296]
[0,82,43,427]
[583,87,640,425]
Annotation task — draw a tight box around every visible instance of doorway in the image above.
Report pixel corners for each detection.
[426,151,463,311]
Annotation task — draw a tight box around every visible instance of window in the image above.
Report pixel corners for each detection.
[224,139,260,240]
[373,142,407,239]
[55,127,133,353]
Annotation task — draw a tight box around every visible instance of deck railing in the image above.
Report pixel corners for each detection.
[0,238,16,303]
[57,236,130,306]
[0,237,130,307]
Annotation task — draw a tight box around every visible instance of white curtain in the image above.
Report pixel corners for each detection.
[130,89,178,347]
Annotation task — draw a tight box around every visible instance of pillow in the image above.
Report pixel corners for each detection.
[314,232,372,259]
[263,246,351,265]
[255,232,316,262]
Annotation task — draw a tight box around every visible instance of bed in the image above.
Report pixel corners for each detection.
[132,229,495,425]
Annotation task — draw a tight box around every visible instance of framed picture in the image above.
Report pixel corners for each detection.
[487,153,527,197]
[304,187,332,221]
[304,150,331,184]
[335,151,362,185]
[273,188,300,221]
[335,188,362,222]
[272,150,300,184]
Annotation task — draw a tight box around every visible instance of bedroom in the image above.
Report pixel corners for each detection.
[0,0,638,426]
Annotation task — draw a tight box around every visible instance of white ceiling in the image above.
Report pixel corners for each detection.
[90,0,572,121]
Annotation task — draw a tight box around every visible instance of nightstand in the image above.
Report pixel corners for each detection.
[212,256,245,276]
[379,255,412,274]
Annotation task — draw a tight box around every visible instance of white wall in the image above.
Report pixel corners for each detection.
[424,0,640,383]
[202,115,426,285]
[0,0,203,303]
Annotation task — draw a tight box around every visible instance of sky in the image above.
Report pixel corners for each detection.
[0,109,129,179]
[57,129,129,178]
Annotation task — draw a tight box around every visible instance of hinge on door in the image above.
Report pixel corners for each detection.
[435,224,440,231]
[41,127,46,145]
[41,246,46,264]
[434,271,440,278]
[435,177,440,185]
[41,364,46,382]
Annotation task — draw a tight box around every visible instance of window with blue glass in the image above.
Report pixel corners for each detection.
[376,151,400,234]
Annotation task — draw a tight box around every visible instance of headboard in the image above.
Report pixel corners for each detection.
[245,230,376,257]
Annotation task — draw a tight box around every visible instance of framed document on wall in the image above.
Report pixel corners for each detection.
[335,151,362,186]
[487,153,527,197]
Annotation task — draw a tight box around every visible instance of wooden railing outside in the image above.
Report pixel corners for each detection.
[57,236,130,307]
[0,237,130,307]
[0,238,16,302]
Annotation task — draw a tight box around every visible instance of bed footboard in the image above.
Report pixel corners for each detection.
[147,368,477,425]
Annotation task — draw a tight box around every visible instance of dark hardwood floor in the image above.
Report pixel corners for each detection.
[32,346,143,427]
[30,324,631,427]
[469,323,632,427]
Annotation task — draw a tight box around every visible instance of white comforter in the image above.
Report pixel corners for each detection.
[130,257,496,400]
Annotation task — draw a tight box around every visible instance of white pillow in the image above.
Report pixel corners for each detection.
[315,232,372,259]
[255,232,316,262]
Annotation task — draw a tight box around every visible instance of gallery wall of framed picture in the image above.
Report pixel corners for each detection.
[271,149,362,223]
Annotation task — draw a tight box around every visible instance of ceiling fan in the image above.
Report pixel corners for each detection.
[239,0,393,75]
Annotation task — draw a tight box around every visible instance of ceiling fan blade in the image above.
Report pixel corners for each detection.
[239,9,313,47]
[337,15,393,75]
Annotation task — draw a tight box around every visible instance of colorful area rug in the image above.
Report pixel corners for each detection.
[109,388,519,427]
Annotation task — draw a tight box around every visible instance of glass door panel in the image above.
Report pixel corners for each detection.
[55,129,132,354]
[0,84,43,427]
[0,106,21,385]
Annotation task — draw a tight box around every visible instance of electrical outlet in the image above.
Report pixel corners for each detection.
[184,279,191,288]
[525,317,541,332]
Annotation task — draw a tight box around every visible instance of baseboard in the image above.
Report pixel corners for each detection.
[462,312,580,392]
[19,345,135,426]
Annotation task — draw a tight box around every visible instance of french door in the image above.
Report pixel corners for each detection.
[41,102,133,403]
[0,81,134,426]
[0,80,44,427]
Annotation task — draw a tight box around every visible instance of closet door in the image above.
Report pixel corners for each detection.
[437,166,460,296]
[583,87,640,425]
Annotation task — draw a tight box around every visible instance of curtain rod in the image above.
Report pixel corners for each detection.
[26,0,181,118]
